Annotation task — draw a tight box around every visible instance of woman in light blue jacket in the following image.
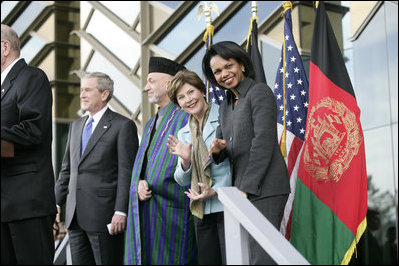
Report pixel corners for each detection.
[167,69,231,265]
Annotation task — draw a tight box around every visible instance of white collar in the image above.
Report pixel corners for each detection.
[86,105,108,130]
[1,57,22,86]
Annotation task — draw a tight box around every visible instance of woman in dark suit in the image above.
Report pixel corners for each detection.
[203,41,290,265]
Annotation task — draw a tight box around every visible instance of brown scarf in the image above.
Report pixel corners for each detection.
[189,103,213,219]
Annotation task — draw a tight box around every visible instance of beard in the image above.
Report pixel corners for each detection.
[148,94,159,104]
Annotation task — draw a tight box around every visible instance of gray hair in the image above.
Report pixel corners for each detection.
[82,72,114,102]
[1,24,21,56]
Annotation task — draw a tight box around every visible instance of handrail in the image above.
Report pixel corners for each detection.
[53,233,72,265]
[218,187,309,265]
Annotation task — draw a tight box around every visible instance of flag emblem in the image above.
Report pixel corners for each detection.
[303,97,363,183]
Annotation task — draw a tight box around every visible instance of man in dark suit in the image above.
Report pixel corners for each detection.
[1,24,57,264]
[54,72,139,264]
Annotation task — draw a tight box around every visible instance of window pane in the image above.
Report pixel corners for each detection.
[86,10,140,68]
[365,126,396,202]
[353,6,391,130]
[99,1,140,26]
[20,35,48,64]
[261,39,282,88]
[184,47,205,79]
[11,2,47,36]
[156,1,231,57]
[214,1,281,44]
[257,1,282,22]
[80,2,93,27]
[385,3,398,123]
[159,1,182,10]
[341,1,352,50]
[361,126,397,265]
[393,123,398,191]
[1,1,19,22]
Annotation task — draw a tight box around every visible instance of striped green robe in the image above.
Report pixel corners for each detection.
[124,103,197,265]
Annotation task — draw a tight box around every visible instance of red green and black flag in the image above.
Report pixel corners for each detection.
[290,2,368,265]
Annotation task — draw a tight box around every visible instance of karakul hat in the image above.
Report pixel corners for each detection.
[149,57,186,76]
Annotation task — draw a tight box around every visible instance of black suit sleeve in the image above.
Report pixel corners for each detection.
[1,69,52,146]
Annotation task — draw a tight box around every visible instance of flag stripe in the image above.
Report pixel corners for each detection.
[287,137,303,177]
[291,179,356,265]
[311,2,355,98]
[280,143,303,239]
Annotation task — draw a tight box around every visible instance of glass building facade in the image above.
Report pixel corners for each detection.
[1,1,397,264]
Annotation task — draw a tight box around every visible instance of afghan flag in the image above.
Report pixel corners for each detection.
[290,2,368,265]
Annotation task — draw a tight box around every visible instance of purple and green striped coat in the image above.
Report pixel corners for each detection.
[124,103,197,265]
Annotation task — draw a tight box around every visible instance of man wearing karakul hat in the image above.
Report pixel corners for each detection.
[124,57,197,265]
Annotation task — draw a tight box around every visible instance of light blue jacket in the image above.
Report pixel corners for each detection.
[174,104,231,214]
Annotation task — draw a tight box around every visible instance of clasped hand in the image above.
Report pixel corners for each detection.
[138,180,152,201]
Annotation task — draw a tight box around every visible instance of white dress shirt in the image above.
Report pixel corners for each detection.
[1,57,22,86]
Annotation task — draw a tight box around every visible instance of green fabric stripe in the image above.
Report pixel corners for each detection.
[174,184,185,262]
[291,178,355,265]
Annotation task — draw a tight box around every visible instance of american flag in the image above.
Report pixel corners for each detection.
[273,6,309,240]
[203,25,226,104]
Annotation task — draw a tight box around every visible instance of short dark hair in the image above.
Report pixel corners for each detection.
[202,41,255,89]
[167,69,206,106]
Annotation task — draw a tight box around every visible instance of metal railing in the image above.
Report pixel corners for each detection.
[54,187,309,265]
[53,233,72,265]
[218,187,309,265]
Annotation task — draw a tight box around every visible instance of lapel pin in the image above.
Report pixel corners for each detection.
[103,126,107,129]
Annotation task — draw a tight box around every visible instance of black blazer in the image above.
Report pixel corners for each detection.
[215,78,290,201]
[55,108,139,232]
[1,59,57,222]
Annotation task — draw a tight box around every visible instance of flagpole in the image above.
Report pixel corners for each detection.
[198,2,219,103]
[251,1,258,17]
[246,2,259,52]
[279,1,293,159]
